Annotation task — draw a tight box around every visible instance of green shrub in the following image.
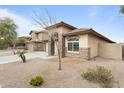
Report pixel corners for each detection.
[30,76,44,86]
[16,50,26,63]
[82,68,95,81]
[81,66,114,88]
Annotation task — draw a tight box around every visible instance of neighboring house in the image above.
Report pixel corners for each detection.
[26,21,124,61]
[16,36,30,49]
[26,31,48,52]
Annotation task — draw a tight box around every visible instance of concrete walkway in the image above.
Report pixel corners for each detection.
[0,52,57,64]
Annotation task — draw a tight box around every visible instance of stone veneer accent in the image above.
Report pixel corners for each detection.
[65,47,90,60]
[79,48,90,60]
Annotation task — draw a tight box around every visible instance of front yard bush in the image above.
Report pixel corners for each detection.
[30,76,44,86]
[16,50,26,63]
[81,66,114,88]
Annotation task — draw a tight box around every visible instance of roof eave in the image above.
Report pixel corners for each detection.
[63,29,115,43]
[45,21,77,30]
[89,29,115,43]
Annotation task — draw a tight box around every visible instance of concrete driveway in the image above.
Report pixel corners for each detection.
[0,52,56,64]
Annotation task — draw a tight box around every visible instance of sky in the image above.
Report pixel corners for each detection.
[0,5,124,43]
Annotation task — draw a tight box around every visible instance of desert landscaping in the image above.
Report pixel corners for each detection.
[0,5,124,88]
[0,57,124,88]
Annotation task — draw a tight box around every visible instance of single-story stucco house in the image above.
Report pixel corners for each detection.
[26,21,124,61]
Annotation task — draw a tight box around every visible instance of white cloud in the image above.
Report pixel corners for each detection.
[88,6,100,16]
[100,15,116,31]
[0,8,40,36]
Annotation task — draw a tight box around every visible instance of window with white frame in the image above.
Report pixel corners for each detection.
[68,37,79,52]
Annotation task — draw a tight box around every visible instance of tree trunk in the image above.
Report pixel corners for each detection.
[12,44,16,55]
[21,55,26,63]
[23,55,26,63]
[58,49,62,70]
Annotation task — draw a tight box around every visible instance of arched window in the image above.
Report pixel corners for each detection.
[68,37,79,52]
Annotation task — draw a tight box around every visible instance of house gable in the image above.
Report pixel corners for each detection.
[63,28,115,43]
[45,21,77,30]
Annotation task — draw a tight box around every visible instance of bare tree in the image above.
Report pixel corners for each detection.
[33,10,62,70]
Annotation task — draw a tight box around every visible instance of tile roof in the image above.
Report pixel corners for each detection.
[45,21,77,30]
[63,28,115,43]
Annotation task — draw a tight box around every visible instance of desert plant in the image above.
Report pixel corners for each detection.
[82,68,95,81]
[30,76,44,86]
[81,66,114,88]
[16,50,26,63]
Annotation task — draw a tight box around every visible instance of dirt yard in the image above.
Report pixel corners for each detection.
[0,49,23,57]
[0,50,13,56]
[0,57,124,88]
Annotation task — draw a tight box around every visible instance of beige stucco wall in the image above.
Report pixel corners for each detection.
[88,34,108,58]
[48,27,62,34]
[99,43,122,60]
[37,33,42,40]
[61,26,72,34]
[80,34,88,48]
[30,32,38,41]
[42,33,48,40]
[38,32,48,41]
[54,43,58,55]
[46,43,48,53]
[26,43,34,52]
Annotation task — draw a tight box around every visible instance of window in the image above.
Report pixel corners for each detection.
[68,42,72,51]
[68,37,79,52]
[73,42,79,51]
